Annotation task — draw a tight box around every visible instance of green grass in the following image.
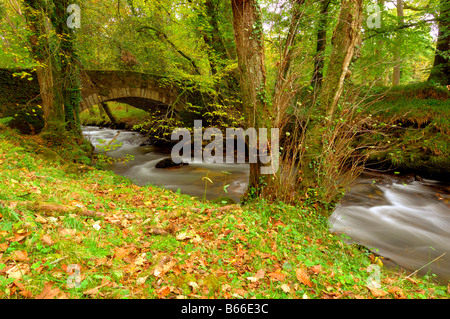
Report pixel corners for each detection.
[361,82,449,177]
[0,125,448,299]
[79,102,150,128]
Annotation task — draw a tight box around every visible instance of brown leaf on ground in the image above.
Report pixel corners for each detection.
[0,242,9,252]
[35,215,47,224]
[149,227,169,236]
[156,286,171,298]
[388,286,405,299]
[35,282,67,299]
[247,269,265,282]
[267,271,286,281]
[59,228,76,237]
[113,247,130,260]
[19,290,33,298]
[367,286,388,298]
[9,231,31,242]
[309,264,322,274]
[10,250,29,262]
[14,280,33,298]
[41,234,53,245]
[296,268,313,287]
[83,284,107,297]
[233,288,248,297]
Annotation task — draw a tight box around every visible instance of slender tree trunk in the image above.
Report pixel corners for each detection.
[100,102,118,125]
[311,0,330,90]
[273,0,305,128]
[202,0,228,75]
[428,0,450,85]
[392,0,404,86]
[230,0,269,197]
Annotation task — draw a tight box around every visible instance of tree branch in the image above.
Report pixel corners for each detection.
[137,26,201,75]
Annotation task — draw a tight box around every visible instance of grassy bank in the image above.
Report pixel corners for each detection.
[360,82,449,179]
[79,102,151,129]
[0,125,448,299]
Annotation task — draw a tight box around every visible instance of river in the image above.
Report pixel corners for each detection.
[82,126,450,283]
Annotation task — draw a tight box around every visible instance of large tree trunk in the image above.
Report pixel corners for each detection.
[23,0,64,128]
[300,0,363,198]
[319,0,363,120]
[230,0,269,197]
[428,0,450,85]
[392,0,404,86]
[52,0,82,134]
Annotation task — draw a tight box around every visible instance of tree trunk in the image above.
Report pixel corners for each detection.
[300,0,363,196]
[319,0,363,120]
[230,0,269,197]
[23,0,64,128]
[100,102,118,125]
[52,0,82,134]
[311,0,330,90]
[202,0,229,75]
[428,0,450,85]
[392,0,404,86]
[273,0,305,128]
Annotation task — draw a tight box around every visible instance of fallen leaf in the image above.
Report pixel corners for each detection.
[176,231,194,241]
[35,215,47,223]
[388,286,405,299]
[367,286,388,298]
[246,269,265,282]
[156,286,171,298]
[10,231,31,242]
[59,228,76,237]
[10,250,29,262]
[83,285,106,297]
[35,282,67,299]
[0,242,8,252]
[41,234,53,245]
[222,284,231,292]
[273,220,286,227]
[19,290,33,298]
[268,271,286,281]
[113,247,130,260]
[309,264,322,274]
[296,268,313,287]
[234,288,247,297]
[280,284,291,293]
[149,227,168,236]
[188,282,199,291]
[136,275,149,285]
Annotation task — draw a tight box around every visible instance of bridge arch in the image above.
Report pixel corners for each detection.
[80,87,173,112]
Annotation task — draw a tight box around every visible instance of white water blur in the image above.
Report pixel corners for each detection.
[82,126,249,202]
[330,176,450,282]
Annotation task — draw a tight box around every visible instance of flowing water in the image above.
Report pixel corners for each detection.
[82,126,450,283]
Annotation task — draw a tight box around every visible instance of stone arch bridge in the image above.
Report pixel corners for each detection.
[0,68,186,114]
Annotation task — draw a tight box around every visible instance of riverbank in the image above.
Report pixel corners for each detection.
[0,125,448,299]
[79,82,450,180]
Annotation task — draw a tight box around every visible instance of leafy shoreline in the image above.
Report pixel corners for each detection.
[0,126,448,299]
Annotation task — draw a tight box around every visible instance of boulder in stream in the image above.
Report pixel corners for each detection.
[155,157,188,169]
